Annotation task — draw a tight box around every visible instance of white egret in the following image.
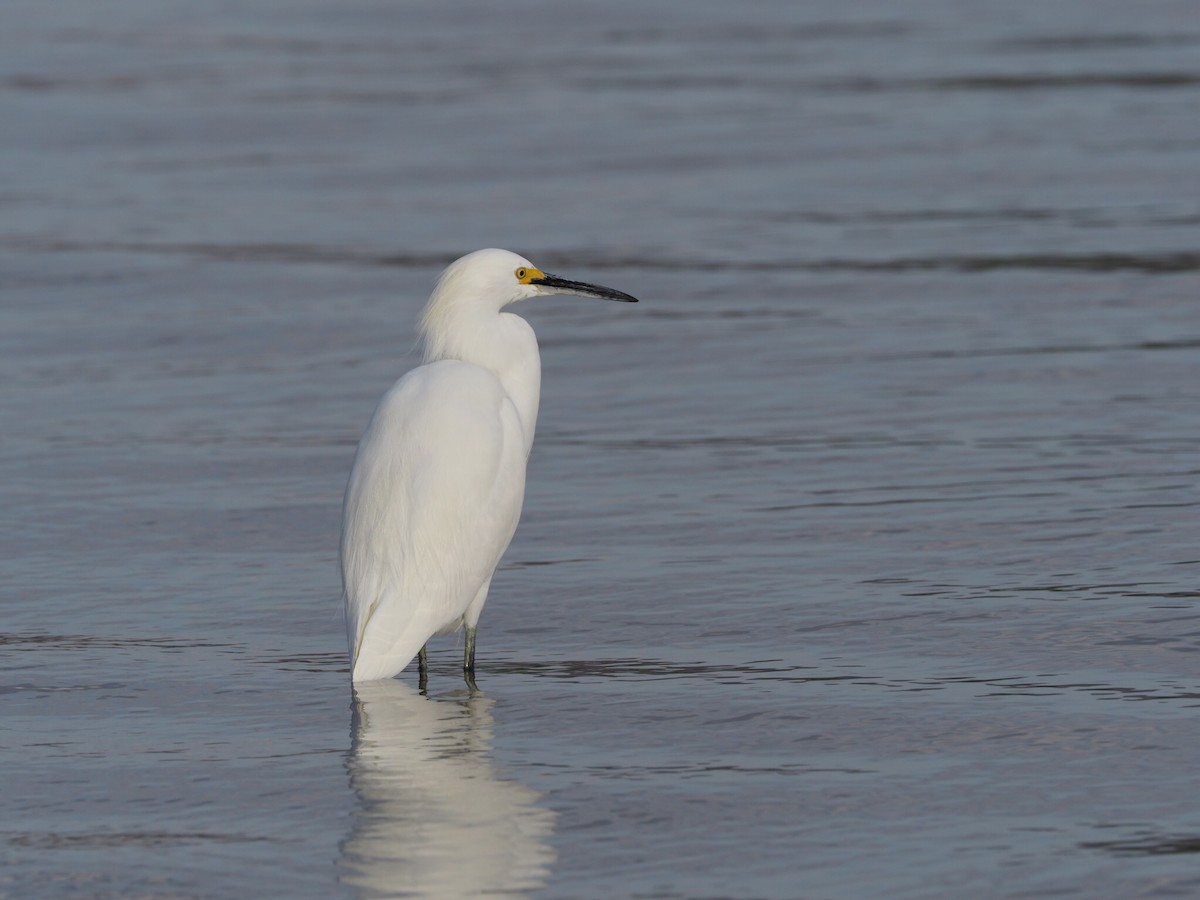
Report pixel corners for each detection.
[341,248,637,685]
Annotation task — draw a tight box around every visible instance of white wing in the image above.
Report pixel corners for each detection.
[341,360,528,681]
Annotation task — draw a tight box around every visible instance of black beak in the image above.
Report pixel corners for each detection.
[531,274,638,303]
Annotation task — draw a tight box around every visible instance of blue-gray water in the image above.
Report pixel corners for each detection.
[4,1,1200,897]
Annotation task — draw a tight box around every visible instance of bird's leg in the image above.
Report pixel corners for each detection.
[462,625,479,692]
[463,625,477,674]
[418,644,429,694]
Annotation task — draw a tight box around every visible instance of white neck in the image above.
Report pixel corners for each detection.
[421,308,541,454]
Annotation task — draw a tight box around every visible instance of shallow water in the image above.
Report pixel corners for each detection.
[3,1,1200,897]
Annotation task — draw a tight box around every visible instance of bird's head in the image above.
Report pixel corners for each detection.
[433,248,638,312]
[419,249,637,364]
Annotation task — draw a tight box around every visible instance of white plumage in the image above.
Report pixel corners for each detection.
[341,248,637,684]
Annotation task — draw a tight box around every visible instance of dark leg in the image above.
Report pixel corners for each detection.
[418,644,429,694]
[463,625,477,673]
[463,625,478,692]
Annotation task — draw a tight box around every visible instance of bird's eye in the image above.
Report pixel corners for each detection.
[515,267,528,281]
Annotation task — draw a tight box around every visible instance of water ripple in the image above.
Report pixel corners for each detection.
[6,831,277,849]
[1082,832,1200,857]
[7,237,1198,274]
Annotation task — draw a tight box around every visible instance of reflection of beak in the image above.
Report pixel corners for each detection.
[531,273,639,303]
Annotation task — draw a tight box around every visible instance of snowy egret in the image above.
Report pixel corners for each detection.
[341,248,637,685]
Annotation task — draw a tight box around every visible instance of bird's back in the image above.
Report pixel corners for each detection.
[342,360,529,681]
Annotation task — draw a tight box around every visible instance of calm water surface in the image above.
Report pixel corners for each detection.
[3,1,1200,897]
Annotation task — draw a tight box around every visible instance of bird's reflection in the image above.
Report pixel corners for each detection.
[338,679,556,898]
